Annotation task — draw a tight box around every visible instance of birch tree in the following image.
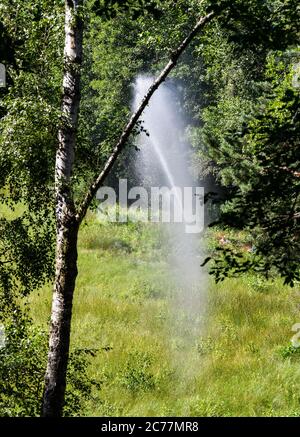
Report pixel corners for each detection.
[42,0,84,417]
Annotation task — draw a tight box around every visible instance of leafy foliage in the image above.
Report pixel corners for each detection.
[203,57,300,285]
[186,4,300,285]
[0,315,100,417]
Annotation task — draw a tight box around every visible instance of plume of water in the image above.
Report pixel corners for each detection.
[132,75,207,377]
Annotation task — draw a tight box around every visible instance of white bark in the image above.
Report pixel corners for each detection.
[42,0,83,417]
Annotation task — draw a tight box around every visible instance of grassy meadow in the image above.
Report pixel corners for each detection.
[27,212,300,417]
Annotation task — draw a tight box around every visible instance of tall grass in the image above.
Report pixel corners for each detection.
[28,212,300,416]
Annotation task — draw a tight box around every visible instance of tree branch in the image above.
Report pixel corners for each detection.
[76,9,216,223]
[280,166,300,178]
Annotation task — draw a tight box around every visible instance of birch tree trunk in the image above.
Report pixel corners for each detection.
[42,0,83,417]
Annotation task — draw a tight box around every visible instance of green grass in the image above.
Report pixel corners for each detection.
[28,212,300,416]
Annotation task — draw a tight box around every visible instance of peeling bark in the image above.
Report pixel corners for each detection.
[42,0,83,417]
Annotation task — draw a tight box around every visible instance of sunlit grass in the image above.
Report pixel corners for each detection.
[28,213,300,416]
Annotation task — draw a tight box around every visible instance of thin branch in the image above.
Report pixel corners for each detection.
[280,166,300,178]
[76,9,216,223]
